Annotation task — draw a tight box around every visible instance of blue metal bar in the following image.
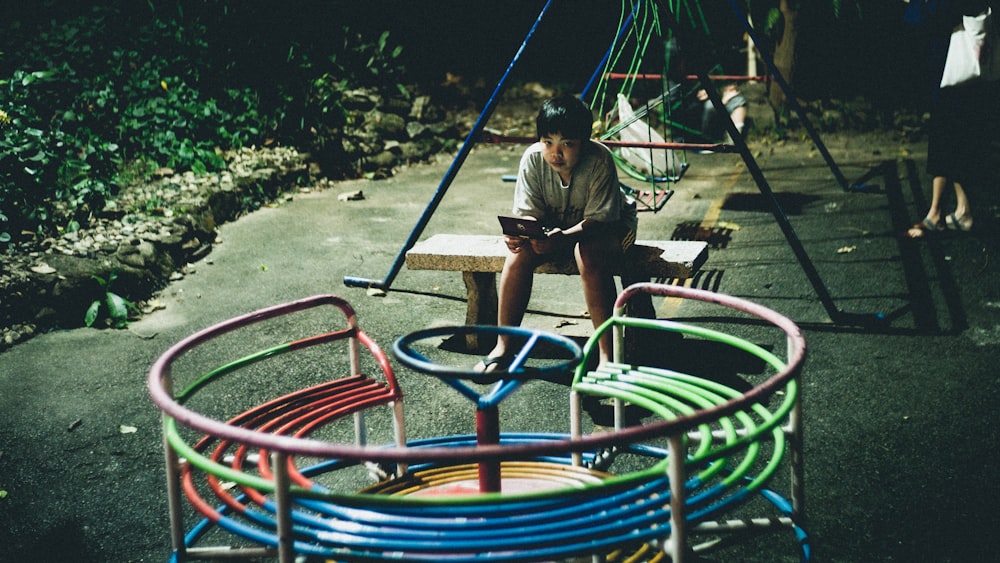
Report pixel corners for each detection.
[580,9,635,100]
[343,0,555,291]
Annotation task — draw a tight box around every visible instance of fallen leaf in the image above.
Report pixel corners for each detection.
[141,299,166,314]
[338,190,365,202]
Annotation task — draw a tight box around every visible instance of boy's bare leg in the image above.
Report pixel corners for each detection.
[478,248,538,370]
[576,237,621,364]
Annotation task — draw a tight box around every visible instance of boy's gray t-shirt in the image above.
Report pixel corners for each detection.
[512,140,637,235]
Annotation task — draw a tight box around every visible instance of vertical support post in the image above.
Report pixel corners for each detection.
[666,433,687,562]
[790,393,805,519]
[570,390,583,467]
[354,411,367,448]
[162,418,187,562]
[476,405,502,492]
[272,451,294,563]
[158,369,188,562]
[392,400,408,477]
[789,341,806,521]
[463,271,498,351]
[349,329,367,447]
[613,302,628,367]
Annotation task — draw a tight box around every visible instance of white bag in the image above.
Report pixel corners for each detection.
[615,94,672,178]
[940,8,1000,88]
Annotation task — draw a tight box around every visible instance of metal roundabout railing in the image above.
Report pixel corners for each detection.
[149,284,808,562]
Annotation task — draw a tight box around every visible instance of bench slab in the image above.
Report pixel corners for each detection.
[406,234,708,278]
[405,234,709,351]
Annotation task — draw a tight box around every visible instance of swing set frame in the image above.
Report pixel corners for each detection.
[343,0,885,327]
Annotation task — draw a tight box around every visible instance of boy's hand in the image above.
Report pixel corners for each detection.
[503,234,529,253]
[530,228,569,255]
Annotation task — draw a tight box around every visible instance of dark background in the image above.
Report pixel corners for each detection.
[352,1,930,109]
[2,0,932,110]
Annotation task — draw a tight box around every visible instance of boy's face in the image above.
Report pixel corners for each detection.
[540,132,583,178]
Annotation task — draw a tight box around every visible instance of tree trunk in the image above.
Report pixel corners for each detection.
[768,0,800,110]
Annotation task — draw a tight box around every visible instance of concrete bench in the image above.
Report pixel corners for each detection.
[405,234,709,350]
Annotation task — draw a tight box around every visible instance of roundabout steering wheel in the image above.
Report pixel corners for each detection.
[393,325,583,492]
[393,325,583,385]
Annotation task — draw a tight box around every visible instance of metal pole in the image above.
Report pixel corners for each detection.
[655,0,885,326]
[726,0,875,193]
[344,0,556,291]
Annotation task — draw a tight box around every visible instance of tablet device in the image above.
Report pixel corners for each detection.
[498,215,549,239]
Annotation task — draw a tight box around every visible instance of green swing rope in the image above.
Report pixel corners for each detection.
[592,1,686,191]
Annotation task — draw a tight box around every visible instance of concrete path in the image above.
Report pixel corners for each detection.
[1,132,998,562]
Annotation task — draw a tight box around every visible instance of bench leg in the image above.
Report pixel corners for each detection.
[621,276,656,319]
[621,276,658,363]
[463,271,498,351]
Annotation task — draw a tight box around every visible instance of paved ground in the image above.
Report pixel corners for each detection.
[1,123,998,562]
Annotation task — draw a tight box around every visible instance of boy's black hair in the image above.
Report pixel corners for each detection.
[536,94,593,140]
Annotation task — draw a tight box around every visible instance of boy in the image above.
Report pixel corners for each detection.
[476,94,638,372]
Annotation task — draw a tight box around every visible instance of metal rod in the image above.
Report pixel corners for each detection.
[580,8,636,99]
[726,0,861,192]
[343,0,556,291]
[476,406,502,492]
[655,0,884,325]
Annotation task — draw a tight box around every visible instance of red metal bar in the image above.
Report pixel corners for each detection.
[604,72,769,81]
[476,406,502,492]
[480,131,737,153]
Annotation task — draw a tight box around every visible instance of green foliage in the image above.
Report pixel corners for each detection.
[0,2,406,245]
[85,271,136,329]
[263,26,407,150]
[748,0,864,43]
[0,68,121,239]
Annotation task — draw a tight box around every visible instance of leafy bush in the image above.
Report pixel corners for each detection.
[0,2,406,244]
[1,69,119,240]
[85,270,136,329]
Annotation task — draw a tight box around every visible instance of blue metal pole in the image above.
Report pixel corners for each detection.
[580,9,636,100]
[344,0,556,291]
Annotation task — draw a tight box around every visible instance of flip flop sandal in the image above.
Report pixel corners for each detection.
[945,212,973,232]
[474,354,512,374]
[905,217,944,239]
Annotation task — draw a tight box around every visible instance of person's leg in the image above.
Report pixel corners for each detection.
[927,176,947,225]
[729,104,747,135]
[907,176,948,238]
[699,99,719,142]
[946,180,974,231]
[575,236,623,364]
[478,248,539,370]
